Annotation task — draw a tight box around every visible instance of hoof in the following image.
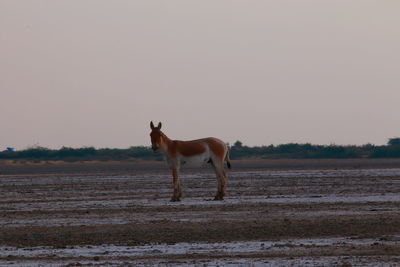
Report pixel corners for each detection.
[170,197,181,202]
[214,196,224,201]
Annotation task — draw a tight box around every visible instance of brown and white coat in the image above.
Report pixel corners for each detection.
[150,121,231,201]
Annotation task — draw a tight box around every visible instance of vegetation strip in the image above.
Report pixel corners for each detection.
[2,137,400,161]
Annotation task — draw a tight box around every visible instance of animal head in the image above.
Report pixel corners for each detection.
[150,121,163,152]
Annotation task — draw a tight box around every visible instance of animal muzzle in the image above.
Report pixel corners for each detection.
[152,145,159,152]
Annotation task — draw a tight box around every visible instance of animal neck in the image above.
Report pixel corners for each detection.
[160,131,173,153]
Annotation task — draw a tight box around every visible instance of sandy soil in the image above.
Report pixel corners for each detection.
[0,159,399,266]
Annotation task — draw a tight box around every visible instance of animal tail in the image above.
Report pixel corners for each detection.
[225,147,232,169]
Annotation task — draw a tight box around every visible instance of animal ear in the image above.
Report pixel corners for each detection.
[150,121,155,130]
[157,122,162,129]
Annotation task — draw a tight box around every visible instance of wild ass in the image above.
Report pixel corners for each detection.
[149,121,231,201]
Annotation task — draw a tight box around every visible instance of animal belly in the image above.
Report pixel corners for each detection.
[179,154,209,167]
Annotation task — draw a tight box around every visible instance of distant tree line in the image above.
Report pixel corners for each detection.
[229,139,400,159]
[1,138,400,161]
[0,146,162,162]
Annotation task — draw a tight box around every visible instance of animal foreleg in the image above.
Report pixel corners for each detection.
[171,168,182,202]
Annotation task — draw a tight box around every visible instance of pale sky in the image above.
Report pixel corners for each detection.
[1,1,400,149]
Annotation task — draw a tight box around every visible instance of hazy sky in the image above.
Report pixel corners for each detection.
[1,1,400,149]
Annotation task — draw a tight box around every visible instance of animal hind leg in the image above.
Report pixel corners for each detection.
[212,161,227,200]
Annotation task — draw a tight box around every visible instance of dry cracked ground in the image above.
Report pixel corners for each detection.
[0,159,399,266]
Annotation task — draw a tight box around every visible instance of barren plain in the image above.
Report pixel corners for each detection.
[0,159,399,266]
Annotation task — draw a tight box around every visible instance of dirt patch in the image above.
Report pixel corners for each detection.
[1,214,399,247]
